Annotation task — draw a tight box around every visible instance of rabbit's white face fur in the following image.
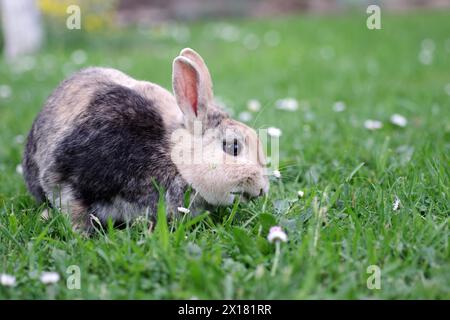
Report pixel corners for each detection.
[171,49,269,205]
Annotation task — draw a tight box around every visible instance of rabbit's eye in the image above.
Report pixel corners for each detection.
[223,138,242,156]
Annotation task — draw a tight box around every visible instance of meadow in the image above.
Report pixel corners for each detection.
[0,10,449,299]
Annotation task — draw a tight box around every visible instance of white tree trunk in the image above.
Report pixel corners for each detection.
[1,0,44,61]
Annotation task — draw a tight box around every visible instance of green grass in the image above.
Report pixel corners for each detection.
[0,10,449,299]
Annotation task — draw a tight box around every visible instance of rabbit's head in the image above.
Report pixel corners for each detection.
[171,48,269,205]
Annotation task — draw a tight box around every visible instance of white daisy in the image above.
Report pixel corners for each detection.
[16,164,23,175]
[390,114,407,127]
[332,101,346,112]
[218,24,239,42]
[297,190,305,198]
[275,98,298,111]
[247,99,261,112]
[238,111,252,122]
[0,273,16,287]
[418,49,433,65]
[0,85,12,99]
[444,83,450,96]
[267,127,282,137]
[267,226,288,243]
[40,272,60,284]
[364,119,383,130]
[177,207,190,214]
[393,197,401,211]
[273,170,281,179]
[71,49,87,65]
[14,135,25,144]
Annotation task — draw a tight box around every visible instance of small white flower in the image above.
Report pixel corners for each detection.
[238,111,252,122]
[393,197,401,211]
[132,216,147,225]
[390,114,408,127]
[276,98,298,111]
[177,207,190,214]
[267,226,288,243]
[273,170,281,179]
[71,49,87,65]
[15,164,23,175]
[0,85,12,99]
[247,99,261,112]
[267,127,282,137]
[297,190,304,198]
[0,273,16,287]
[444,83,450,96]
[218,24,239,42]
[364,119,383,130]
[40,272,60,284]
[332,101,346,112]
[418,49,433,65]
[14,135,25,144]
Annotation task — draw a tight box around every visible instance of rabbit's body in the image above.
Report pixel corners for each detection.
[23,67,195,229]
[23,49,269,232]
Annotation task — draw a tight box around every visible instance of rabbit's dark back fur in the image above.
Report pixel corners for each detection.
[52,84,179,208]
[23,69,189,230]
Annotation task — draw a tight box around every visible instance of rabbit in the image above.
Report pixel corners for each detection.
[22,48,269,232]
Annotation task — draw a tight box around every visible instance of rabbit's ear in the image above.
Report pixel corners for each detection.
[179,48,213,101]
[172,56,209,129]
